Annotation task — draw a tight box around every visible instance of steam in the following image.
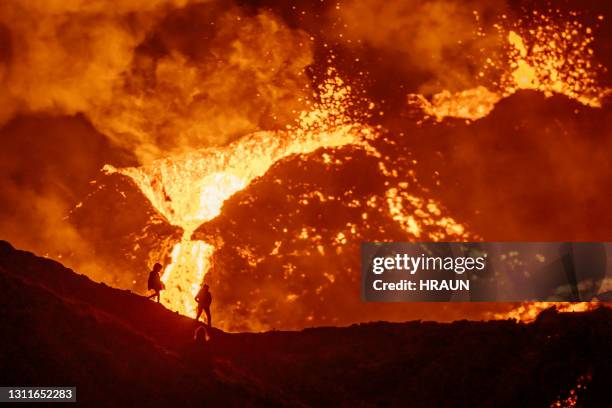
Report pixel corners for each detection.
[326,0,509,94]
[89,8,314,163]
[0,1,314,163]
[0,116,135,285]
[0,0,174,125]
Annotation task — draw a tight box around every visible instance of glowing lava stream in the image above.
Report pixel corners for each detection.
[159,236,214,316]
[104,71,377,316]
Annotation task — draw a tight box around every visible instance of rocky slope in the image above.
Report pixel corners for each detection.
[1,240,610,407]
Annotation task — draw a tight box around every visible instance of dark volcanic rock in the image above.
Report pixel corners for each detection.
[2,241,609,407]
[67,173,183,291]
[396,90,612,241]
[0,240,274,407]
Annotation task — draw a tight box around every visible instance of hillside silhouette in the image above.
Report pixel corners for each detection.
[0,240,610,407]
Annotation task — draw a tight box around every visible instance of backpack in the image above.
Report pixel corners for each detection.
[148,271,161,291]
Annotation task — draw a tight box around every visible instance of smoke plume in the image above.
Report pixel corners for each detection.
[0,0,315,162]
[325,0,509,94]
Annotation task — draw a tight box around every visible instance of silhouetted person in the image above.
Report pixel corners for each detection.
[195,283,212,327]
[147,263,164,303]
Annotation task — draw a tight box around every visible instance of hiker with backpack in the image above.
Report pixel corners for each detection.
[147,263,165,303]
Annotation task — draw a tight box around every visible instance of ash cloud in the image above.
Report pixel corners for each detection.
[325,0,509,94]
[0,0,176,128]
[0,115,136,284]
[0,0,315,163]
[90,6,314,162]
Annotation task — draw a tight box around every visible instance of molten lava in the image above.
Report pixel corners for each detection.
[105,67,473,320]
[102,11,607,326]
[489,302,600,322]
[105,69,378,316]
[410,11,609,121]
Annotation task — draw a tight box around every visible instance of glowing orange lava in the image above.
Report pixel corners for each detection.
[105,69,377,316]
[105,12,608,324]
[410,11,609,121]
[488,302,599,322]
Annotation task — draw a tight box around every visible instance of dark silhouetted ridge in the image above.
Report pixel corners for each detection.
[0,240,610,407]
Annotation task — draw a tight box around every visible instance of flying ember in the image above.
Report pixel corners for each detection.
[100,11,606,325]
[105,69,377,316]
[409,11,609,121]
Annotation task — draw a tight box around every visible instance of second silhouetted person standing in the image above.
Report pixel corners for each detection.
[195,283,212,327]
